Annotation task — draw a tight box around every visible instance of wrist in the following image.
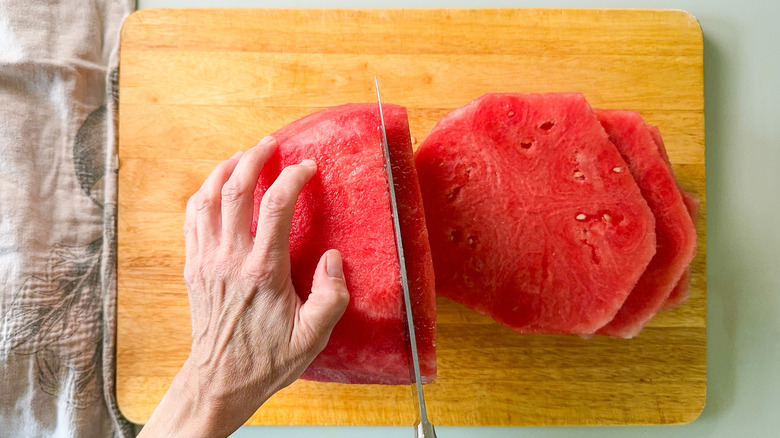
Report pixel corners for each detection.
[139,360,228,438]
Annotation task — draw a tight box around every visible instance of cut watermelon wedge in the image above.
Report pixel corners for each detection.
[415,93,656,335]
[595,110,697,338]
[663,189,700,310]
[645,124,700,311]
[251,104,436,384]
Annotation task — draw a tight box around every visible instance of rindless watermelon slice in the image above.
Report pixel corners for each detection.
[414,93,656,335]
[645,123,700,311]
[594,110,697,338]
[663,189,699,310]
[251,104,437,384]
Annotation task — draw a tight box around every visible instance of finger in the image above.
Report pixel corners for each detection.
[296,250,350,351]
[220,136,278,250]
[196,152,243,252]
[250,159,316,265]
[183,192,199,279]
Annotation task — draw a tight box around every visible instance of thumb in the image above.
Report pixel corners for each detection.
[297,249,350,351]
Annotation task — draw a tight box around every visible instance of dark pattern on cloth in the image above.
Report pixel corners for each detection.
[1,98,108,409]
[0,0,135,430]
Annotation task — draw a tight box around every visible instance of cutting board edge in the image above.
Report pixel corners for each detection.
[117,7,706,427]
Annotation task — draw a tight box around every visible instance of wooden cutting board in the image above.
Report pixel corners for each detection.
[117,8,705,426]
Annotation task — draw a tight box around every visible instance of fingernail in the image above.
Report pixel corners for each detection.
[300,159,316,170]
[326,250,344,279]
[231,151,244,159]
[258,136,277,147]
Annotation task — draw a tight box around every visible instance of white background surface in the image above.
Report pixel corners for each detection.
[136,1,780,436]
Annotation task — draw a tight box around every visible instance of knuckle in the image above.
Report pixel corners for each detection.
[319,284,350,312]
[212,159,233,176]
[220,179,248,204]
[335,284,351,307]
[186,193,198,212]
[185,195,198,221]
[195,191,216,213]
[183,262,198,284]
[241,260,285,290]
[241,262,273,284]
[240,253,263,275]
[212,254,236,277]
[183,215,196,236]
[259,165,310,216]
[261,187,290,216]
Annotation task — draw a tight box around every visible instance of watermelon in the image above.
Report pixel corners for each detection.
[663,189,699,310]
[251,104,437,384]
[594,110,697,338]
[645,124,700,311]
[414,93,656,335]
[646,121,700,310]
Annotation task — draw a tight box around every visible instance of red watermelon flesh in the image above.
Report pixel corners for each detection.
[646,124,701,310]
[414,93,656,335]
[595,110,697,338]
[663,189,700,310]
[251,103,437,384]
[647,124,672,164]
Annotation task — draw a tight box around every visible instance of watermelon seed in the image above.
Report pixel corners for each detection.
[410,136,417,145]
[573,170,585,180]
[538,121,555,131]
[467,235,478,248]
[613,166,623,173]
[576,214,587,221]
[512,306,519,312]
[447,229,462,243]
[599,211,625,224]
[446,186,462,200]
[508,110,515,117]
[519,139,534,149]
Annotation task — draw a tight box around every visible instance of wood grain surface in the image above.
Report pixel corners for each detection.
[117,8,705,426]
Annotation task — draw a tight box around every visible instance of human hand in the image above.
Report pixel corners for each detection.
[139,136,350,438]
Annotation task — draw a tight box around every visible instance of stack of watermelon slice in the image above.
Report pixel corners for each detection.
[415,94,698,340]
[250,93,698,385]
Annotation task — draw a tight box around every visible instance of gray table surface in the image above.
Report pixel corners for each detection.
[135,0,780,436]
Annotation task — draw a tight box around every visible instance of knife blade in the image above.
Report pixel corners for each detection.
[375,77,437,438]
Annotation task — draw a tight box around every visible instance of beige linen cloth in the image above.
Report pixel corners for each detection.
[1,1,135,436]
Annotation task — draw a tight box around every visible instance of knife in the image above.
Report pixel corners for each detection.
[375,77,437,438]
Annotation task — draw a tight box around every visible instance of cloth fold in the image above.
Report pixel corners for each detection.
[1,1,135,436]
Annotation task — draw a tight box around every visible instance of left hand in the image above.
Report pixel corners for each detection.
[138,136,350,438]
